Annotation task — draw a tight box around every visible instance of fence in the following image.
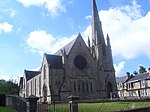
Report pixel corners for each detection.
[37,100,69,112]
[5,95,150,112]
[36,95,79,112]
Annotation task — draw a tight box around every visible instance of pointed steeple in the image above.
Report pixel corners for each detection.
[92,0,105,45]
[92,0,106,62]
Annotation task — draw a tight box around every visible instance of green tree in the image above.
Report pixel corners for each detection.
[0,79,19,95]
[139,65,146,74]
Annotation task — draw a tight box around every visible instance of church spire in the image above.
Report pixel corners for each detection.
[92,0,106,62]
[92,0,105,45]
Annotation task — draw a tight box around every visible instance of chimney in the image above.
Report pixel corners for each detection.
[133,71,138,76]
[126,72,130,79]
[148,68,150,74]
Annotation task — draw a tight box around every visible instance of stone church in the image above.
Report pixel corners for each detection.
[19,0,117,103]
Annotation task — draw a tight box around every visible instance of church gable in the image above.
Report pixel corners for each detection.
[67,34,91,57]
[54,33,90,57]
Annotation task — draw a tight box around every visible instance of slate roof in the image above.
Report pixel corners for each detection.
[54,38,76,56]
[45,53,62,69]
[116,73,150,84]
[128,73,149,82]
[116,76,127,84]
[24,70,41,81]
[54,34,82,56]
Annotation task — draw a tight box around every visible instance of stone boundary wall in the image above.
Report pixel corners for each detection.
[6,94,27,112]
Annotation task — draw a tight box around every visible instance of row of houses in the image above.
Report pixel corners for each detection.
[116,68,150,99]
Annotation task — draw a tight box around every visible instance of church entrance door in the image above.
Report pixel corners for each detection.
[107,82,112,98]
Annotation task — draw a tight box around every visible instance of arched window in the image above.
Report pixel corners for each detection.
[86,82,89,92]
[74,82,76,93]
[78,83,80,93]
[39,76,41,95]
[43,65,46,79]
[35,79,36,95]
[90,82,93,92]
[82,82,85,93]
[31,81,32,95]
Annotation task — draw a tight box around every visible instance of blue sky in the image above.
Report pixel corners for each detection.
[0,0,150,81]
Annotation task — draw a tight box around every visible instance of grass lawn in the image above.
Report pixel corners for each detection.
[0,107,16,112]
[48,101,150,112]
[78,101,150,112]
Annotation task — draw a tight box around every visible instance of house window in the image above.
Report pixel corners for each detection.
[129,83,131,89]
[141,80,147,88]
[131,83,134,88]
[143,89,147,96]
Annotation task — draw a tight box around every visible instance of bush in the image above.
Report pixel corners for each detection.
[0,94,6,106]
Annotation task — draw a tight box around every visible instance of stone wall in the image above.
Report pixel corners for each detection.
[6,94,27,112]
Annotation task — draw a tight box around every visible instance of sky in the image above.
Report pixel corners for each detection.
[0,0,150,81]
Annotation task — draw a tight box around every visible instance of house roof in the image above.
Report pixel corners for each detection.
[24,70,41,81]
[116,76,127,84]
[45,54,62,69]
[128,73,149,82]
[54,34,82,56]
[116,72,150,84]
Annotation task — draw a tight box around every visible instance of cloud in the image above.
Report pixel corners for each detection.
[17,0,66,16]
[27,0,150,62]
[67,0,74,5]
[0,8,16,17]
[119,0,142,20]
[83,0,150,59]
[114,61,126,77]
[0,22,13,33]
[27,30,76,56]
[100,1,150,59]
[85,15,92,20]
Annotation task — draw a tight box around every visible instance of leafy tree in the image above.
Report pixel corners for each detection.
[0,79,19,95]
[139,65,146,74]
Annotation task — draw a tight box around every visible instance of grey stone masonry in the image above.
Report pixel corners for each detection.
[26,95,39,112]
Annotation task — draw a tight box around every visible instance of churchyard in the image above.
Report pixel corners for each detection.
[47,100,150,112]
